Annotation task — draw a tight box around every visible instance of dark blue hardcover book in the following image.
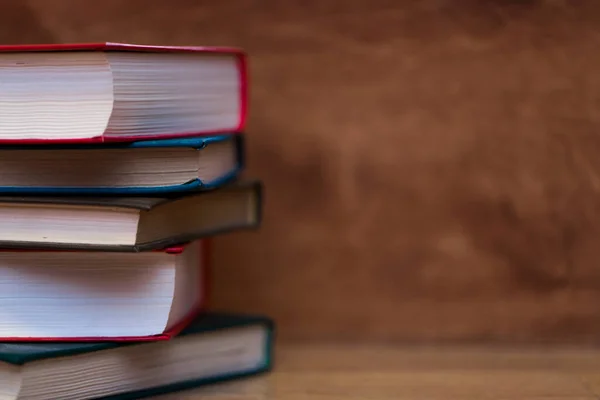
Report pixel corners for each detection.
[0,312,274,400]
[0,179,262,251]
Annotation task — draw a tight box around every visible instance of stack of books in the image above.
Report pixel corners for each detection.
[0,43,273,399]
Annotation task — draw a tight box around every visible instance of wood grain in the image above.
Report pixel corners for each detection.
[153,344,600,399]
[9,0,600,341]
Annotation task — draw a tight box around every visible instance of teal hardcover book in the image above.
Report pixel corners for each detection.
[0,312,274,400]
[0,134,244,195]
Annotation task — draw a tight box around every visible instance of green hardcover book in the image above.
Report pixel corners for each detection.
[0,312,274,400]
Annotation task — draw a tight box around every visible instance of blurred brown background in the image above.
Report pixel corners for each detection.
[4,0,600,343]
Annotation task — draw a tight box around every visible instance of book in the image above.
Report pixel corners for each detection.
[0,312,274,400]
[0,241,207,341]
[0,42,247,143]
[0,134,244,195]
[0,180,262,251]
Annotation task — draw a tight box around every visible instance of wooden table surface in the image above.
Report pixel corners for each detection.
[154,343,600,399]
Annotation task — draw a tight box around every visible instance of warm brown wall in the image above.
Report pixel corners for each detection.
[5,0,600,343]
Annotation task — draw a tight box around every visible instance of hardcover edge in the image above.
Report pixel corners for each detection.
[0,42,245,56]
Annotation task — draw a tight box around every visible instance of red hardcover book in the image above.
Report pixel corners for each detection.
[0,42,247,143]
[0,240,210,342]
